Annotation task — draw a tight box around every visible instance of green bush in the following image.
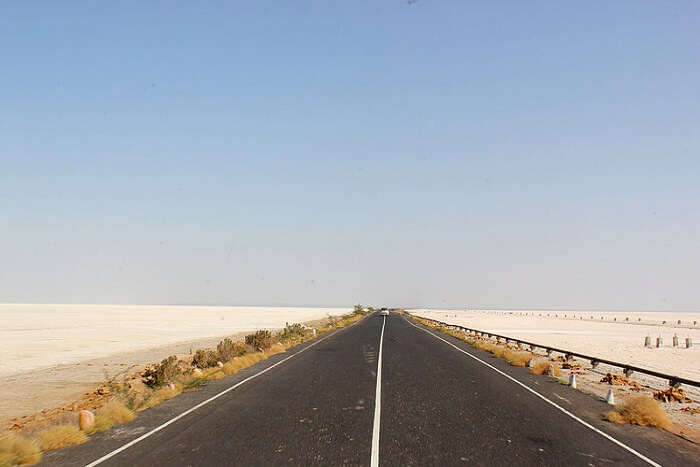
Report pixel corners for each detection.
[141,355,180,387]
[192,349,220,368]
[245,330,273,351]
[353,304,365,315]
[217,338,247,361]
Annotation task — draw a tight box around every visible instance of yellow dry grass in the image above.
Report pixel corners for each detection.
[504,350,532,367]
[0,433,41,466]
[221,343,286,376]
[90,400,135,433]
[605,396,672,430]
[137,384,182,411]
[530,360,560,376]
[473,340,495,352]
[36,425,87,451]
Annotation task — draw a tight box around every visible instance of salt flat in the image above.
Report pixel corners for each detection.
[411,309,700,381]
[0,304,349,378]
[0,304,349,426]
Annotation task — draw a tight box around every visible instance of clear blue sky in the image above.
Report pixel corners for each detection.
[2,1,698,310]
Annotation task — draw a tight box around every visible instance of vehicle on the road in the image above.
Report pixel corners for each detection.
[379,308,389,316]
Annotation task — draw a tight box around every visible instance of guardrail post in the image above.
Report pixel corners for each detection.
[656,336,663,348]
[644,336,651,348]
[590,359,599,369]
[669,379,681,389]
[687,338,693,349]
[624,368,634,378]
[673,334,679,347]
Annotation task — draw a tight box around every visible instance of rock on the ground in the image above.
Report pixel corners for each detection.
[79,409,95,431]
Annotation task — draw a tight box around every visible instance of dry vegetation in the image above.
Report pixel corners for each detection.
[528,359,561,376]
[1,306,372,465]
[605,396,672,430]
[653,387,693,403]
[36,425,87,451]
[504,350,532,367]
[89,401,135,434]
[0,434,41,466]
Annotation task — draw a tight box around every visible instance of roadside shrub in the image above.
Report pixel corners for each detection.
[37,425,87,451]
[141,355,180,387]
[530,360,560,376]
[245,330,273,352]
[138,383,182,411]
[353,304,366,315]
[0,433,41,466]
[217,338,247,361]
[605,396,672,430]
[474,341,495,353]
[278,323,308,341]
[96,400,134,428]
[490,346,507,359]
[504,350,532,367]
[192,349,220,368]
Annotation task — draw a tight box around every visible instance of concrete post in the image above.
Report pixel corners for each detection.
[656,337,663,348]
[644,336,652,348]
[673,334,679,347]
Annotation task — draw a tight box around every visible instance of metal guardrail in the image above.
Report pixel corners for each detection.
[409,313,700,389]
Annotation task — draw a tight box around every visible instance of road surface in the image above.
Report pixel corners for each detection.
[43,313,699,466]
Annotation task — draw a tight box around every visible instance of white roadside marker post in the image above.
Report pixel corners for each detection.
[606,389,615,405]
[569,373,577,389]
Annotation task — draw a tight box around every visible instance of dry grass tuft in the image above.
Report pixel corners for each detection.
[504,350,532,367]
[138,384,182,411]
[490,346,507,359]
[222,343,286,376]
[530,360,560,376]
[605,396,672,430]
[36,424,87,451]
[473,340,495,353]
[222,353,263,375]
[0,433,41,466]
[90,400,135,432]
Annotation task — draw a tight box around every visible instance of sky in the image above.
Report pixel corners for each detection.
[1,1,699,311]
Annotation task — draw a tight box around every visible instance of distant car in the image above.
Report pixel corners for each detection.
[379,309,389,316]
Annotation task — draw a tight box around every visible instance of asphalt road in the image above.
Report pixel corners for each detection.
[43,313,699,466]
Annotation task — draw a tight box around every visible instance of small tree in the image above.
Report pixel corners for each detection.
[353,304,365,315]
[192,349,219,368]
[217,338,247,361]
[141,355,180,387]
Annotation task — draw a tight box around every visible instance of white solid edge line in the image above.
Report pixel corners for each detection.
[84,328,343,467]
[403,316,661,467]
[370,315,386,467]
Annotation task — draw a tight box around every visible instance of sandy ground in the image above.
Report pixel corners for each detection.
[0,304,349,427]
